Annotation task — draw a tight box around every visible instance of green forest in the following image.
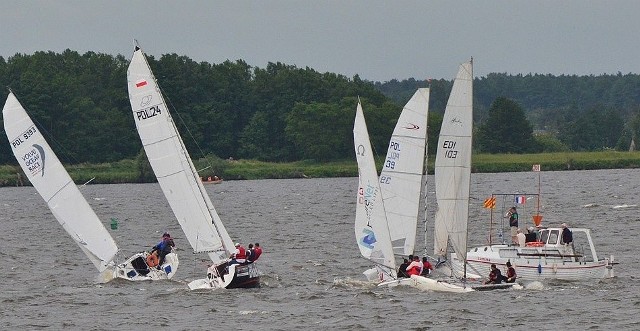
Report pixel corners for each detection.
[1,50,640,168]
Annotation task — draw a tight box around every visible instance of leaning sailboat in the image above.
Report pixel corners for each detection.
[3,91,178,282]
[126,43,259,289]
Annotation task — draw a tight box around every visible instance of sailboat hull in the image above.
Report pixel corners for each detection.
[187,263,261,290]
[105,252,179,282]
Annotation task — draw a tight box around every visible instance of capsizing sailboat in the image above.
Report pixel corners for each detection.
[126,42,260,290]
[2,91,179,282]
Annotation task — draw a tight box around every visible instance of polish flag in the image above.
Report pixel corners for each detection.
[135,80,148,88]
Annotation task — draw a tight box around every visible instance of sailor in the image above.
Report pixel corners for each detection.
[246,243,255,263]
[229,243,247,265]
[150,232,175,266]
[421,257,433,276]
[406,255,423,276]
[397,258,410,278]
[484,264,503,284]
[503,261,517,283]
[253,243,263,261]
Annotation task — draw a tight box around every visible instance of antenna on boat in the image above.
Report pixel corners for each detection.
[133,39,141,51]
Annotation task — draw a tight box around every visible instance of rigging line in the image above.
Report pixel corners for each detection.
[9,90,83,166]
[158,84,215,173]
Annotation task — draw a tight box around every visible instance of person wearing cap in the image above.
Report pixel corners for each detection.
[229,242,247,265]
[503,261,517,283]
[150,232,175,267]
[505,206,519,245]
[561,223,573,245]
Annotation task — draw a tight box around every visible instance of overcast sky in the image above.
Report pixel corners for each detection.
[2,1,639,82]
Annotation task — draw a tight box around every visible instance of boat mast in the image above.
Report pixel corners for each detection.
[422,81,431,258]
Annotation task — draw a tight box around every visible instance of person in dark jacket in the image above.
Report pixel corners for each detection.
[150,232,175,266]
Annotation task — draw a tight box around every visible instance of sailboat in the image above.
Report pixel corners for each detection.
[438,61,615,282]
[2,91,179,282]
[126,43,260,290]
[355,92,472,293]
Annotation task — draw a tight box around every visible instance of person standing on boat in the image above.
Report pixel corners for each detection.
[561,223,573,245]
[253,243,263,261]
[516,229,526,247]
[150,232,175,266]
[484,264,503,284]
[506,206,519,245]
[229,243,247,265]
[503,261,517,283]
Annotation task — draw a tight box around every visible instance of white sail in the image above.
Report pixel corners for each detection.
[127,46,234,264]
[354,102,396,270]
[433,60,473,263]
[379,88,429,256]
[2,92,118,272]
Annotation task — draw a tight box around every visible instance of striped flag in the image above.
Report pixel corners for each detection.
[515,196,526,204]
[483,196,496,209]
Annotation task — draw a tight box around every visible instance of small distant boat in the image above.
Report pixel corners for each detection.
[202,176,223,184]
[2,91,178,282]
[127,42,259,290]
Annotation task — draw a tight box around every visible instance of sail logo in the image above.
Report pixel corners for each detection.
[136,104,162,121]
[135,79,148,88]
[140,95,153,107]
[21,144,46,176]
[403,123,420,130]
[359,228,377,249]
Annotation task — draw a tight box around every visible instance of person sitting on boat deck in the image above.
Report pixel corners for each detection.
[150,232,175,266]
[484,264,503,284]
[406,256,423,276]
[525,226,538,242]
[397,258,410,278]
[246,243,255,263]
[253,243,263,261]
[421,257,434,276]
[229,242,247,265]
[561,223,573,245]
[502,261,517,283]
[516,228,526,247]
[505,206,519,245]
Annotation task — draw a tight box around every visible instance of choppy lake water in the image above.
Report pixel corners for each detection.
[1,169,639,330]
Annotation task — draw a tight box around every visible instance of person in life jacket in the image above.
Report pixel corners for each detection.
[406,256,423,276]
[150,232,175,267]
[421,257,433,276]
[252,243,263,261]
[229,243,247,265]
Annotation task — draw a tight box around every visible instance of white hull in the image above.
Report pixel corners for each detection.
[188,263,260,290]
[451,244,614,281]
[102,252,179,282]
[406,275,474,293]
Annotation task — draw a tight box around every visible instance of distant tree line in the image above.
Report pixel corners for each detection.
[1,50,639,167]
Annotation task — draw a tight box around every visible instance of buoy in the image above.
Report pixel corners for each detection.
[110,218,118,230]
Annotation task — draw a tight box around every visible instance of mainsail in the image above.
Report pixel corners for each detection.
[379,88,429,256]
[433,60,473,264]
[354,102,396,270]
[127,45,234,264]
[2,92,118,272]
